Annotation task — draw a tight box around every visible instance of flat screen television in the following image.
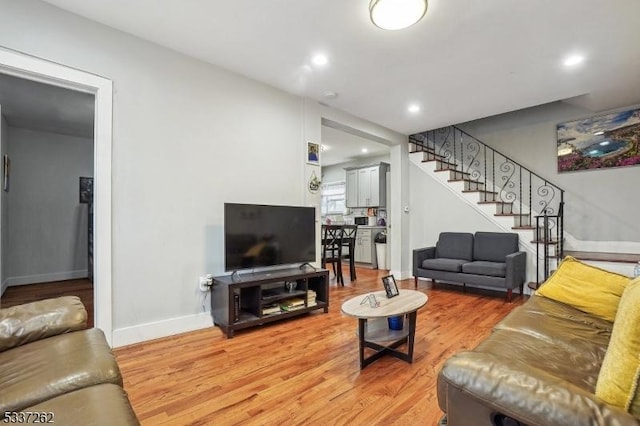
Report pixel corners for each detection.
[224,203,316,272]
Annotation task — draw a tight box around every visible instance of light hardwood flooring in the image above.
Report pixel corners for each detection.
[115,268,525,425]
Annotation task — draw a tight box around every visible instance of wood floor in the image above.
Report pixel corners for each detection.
[1,279,94,328]
[115,268,525,426]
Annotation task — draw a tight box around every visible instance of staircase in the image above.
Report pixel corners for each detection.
[409,126,565,287]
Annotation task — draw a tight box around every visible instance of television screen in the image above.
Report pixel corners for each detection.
[224,203,316,271]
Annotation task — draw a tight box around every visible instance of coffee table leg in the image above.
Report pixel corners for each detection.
[358,318,366,369]
[407,312,417,362]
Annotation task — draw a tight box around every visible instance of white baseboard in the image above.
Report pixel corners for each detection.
[112,312,213,348]
[6,270,88,286]
[1,279,8,297]
[390,269,413,281]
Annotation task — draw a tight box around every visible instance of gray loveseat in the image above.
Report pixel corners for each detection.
[413,232,526,302]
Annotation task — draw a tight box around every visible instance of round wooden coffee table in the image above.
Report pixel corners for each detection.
[341,289,428,369]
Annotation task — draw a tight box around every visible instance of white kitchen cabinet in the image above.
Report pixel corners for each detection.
[345,163,389,208]
[346,169,359,208]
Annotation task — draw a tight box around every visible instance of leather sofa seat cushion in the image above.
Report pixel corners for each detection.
[461,261,506,277]
[26,384,140,426]
[0,328,122,413]
[436,232,474,260]
[422,258,468,272]
[473,232,519,262]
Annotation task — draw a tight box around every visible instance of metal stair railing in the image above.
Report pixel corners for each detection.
[409,125,565,285]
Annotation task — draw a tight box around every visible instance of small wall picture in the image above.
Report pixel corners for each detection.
[382,274,399,298]
[2,155,9,192]
[307,141,320,165]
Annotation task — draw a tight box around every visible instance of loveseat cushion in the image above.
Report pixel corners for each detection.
[0,328,122,412]
[25,384,140,426]
[422,258,468,272]
[473,232,519,262]
[596,277,640,418]
[461,261,506,277]
[436,232,473,260]
[537,256,631,322]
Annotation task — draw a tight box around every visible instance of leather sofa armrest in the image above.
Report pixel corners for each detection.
[439,351,638,426]
[505,251,526,289]
[0,296,88,352]
[413,246,436,276]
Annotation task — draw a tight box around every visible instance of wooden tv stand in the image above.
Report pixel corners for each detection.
[210,267,329,338]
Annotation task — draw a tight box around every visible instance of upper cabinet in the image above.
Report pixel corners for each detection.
[345,163,389,208]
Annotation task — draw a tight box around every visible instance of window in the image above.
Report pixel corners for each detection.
[321,181,346,215]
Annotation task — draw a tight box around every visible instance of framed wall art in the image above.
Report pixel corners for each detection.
[557,108,640,173]
[307,141,320,165]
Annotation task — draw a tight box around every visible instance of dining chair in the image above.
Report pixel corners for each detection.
[340,225,358,281]
[321,224,344,286]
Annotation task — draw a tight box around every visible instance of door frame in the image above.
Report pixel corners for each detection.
[0,47,113,344]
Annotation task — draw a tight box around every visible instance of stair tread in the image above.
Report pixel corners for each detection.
[477,201,512,205]
[564,251,640,264]
[531,239,561,244]
[462,189,498,195]
[513,226,535,230]
[495,213,530,217]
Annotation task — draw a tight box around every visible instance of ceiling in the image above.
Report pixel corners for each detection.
[0,73,94,138]
[39,0,640,137]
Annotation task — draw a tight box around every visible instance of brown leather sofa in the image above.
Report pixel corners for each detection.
[0,296,139,425]
[437,294,640,426]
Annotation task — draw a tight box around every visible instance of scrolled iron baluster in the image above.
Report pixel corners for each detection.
[499,160,517,206]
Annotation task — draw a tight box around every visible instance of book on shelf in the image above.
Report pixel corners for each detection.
[280,298,306,311]
[281,304,307,312]
[306,289,317,306]
[262,303,281,316]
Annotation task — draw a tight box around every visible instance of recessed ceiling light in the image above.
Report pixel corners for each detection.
[312,54,328,66]
[563,54,584,67]
[362,148,369,153]
[408,104,421,113]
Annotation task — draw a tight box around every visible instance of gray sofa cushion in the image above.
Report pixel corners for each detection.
[436,232,473,261]
[422,258,468,272]
[462,261,507,278]
[474,232,519,262]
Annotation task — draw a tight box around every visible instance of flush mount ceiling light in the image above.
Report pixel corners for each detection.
[370,0,428,30]
[563,54,584,67]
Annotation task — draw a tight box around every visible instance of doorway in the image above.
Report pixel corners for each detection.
[0,47,113,343]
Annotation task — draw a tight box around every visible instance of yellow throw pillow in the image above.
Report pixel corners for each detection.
[536,256,631,322]
[595,277,640,416]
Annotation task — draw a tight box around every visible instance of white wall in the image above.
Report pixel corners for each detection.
[457,101,640,245]
[5,127,93,285]
[409,162,502,251]
[0,0,306,340]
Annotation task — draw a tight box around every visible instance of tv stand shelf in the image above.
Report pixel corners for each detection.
[210,267,329,338]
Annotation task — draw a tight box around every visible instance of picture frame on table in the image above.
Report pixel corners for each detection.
[382,274,399,298]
